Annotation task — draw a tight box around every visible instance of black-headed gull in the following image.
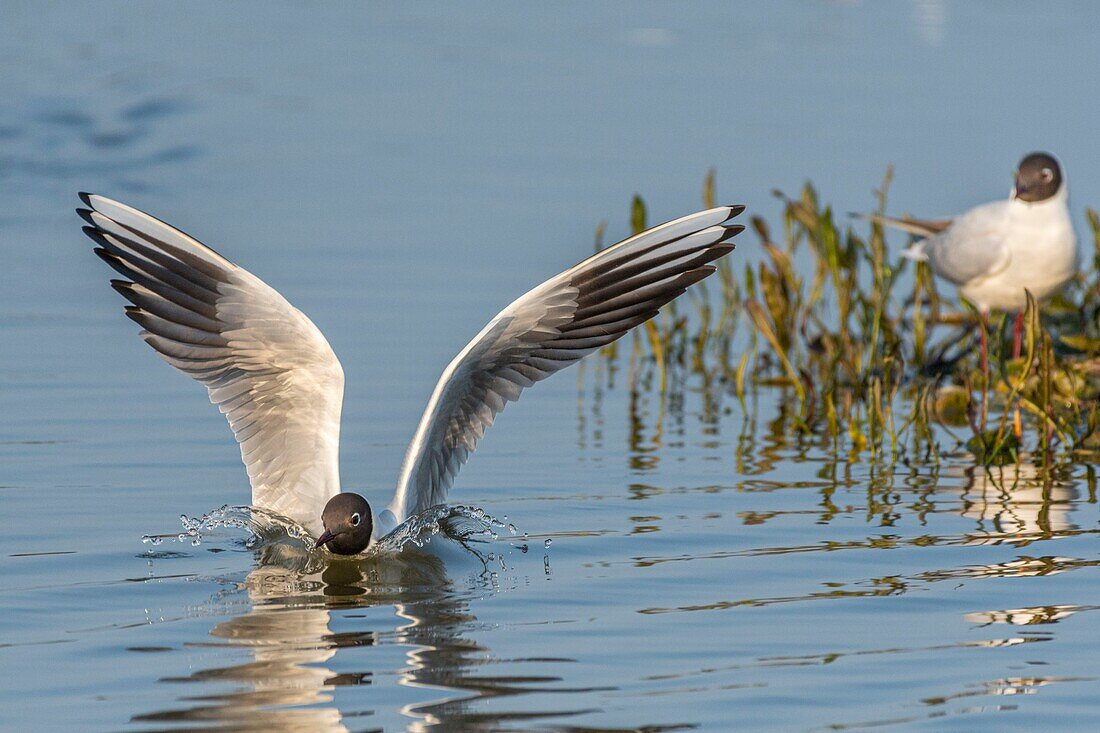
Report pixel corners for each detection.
[860,151,1077,362]
[79,194,744,554]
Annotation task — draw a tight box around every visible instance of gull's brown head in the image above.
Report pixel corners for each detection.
[315,492,373,555]
[1014,152,1062,203]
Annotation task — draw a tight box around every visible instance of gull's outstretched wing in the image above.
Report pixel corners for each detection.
[79,194,343,533]
[390,205,745,523]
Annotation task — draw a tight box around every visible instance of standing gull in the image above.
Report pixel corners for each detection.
[79,194,744,554]
[859,152,1077,364]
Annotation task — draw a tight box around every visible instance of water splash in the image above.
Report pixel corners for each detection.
[371,504,529,556]
[142,505,312,551]
[142,503,532,558]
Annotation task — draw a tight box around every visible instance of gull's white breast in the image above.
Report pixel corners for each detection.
[959,190,1077,311]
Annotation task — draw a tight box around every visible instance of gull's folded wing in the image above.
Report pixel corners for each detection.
[921,202,1012,286]
[390,205,745,523]
[79,194,343,533]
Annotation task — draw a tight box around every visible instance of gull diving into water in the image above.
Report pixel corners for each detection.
[858,152,1077,362]
[79,194,744,555]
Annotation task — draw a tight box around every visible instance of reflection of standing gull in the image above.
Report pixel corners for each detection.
[80,194,744,547]
[953,462,1078,545]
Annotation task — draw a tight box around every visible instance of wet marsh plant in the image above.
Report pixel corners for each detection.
[582,170,1100,472]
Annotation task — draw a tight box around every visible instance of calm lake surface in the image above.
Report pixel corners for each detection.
[3,3,1100,731]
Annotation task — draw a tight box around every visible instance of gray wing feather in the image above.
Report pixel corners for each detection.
[389,205,745,522]
[920,200,1011,285]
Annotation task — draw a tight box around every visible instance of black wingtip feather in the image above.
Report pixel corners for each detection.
[76,208,96,226]
[81,227,115,252]
[123,306,146,325]
[78,192,94,208]
[93,248,133,281]
[702,243,737,263]
[80,225,106,248]
[718,224,745,243]
[723,204,746,220]
[679,265,717,287]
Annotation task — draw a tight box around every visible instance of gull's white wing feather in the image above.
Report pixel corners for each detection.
[910,201,1012,286]
[79,194,343,533]
[390,205,745,523]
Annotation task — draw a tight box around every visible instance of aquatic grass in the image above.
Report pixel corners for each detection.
[586,169,1100,473]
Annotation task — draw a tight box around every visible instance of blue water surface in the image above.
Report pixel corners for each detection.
[2,3,1100,730]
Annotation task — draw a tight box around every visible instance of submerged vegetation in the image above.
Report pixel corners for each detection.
[581,169,1100,472]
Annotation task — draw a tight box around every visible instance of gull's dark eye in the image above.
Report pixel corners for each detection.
[1041,168,1054,181]
[351,512,361,526]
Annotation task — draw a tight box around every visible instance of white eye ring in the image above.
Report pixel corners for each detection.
[351,512,361,526]
[1041,168,1054,181]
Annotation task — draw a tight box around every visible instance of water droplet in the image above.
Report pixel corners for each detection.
[544,538,553,548]
[507,523,518,536]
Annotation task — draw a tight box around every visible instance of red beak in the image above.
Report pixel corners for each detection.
[314,529,336,549]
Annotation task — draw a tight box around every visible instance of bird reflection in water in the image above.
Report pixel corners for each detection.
[131,544,476,732]
[131,538,590,732]
[955,461,1079,546]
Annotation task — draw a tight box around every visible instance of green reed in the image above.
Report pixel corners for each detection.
[591,170,1100,470]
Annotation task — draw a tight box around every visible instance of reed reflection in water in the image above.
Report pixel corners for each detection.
[579,350,1098,620]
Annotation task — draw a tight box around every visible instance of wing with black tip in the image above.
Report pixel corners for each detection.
[389,205,744,522]
[79,194,343,533]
